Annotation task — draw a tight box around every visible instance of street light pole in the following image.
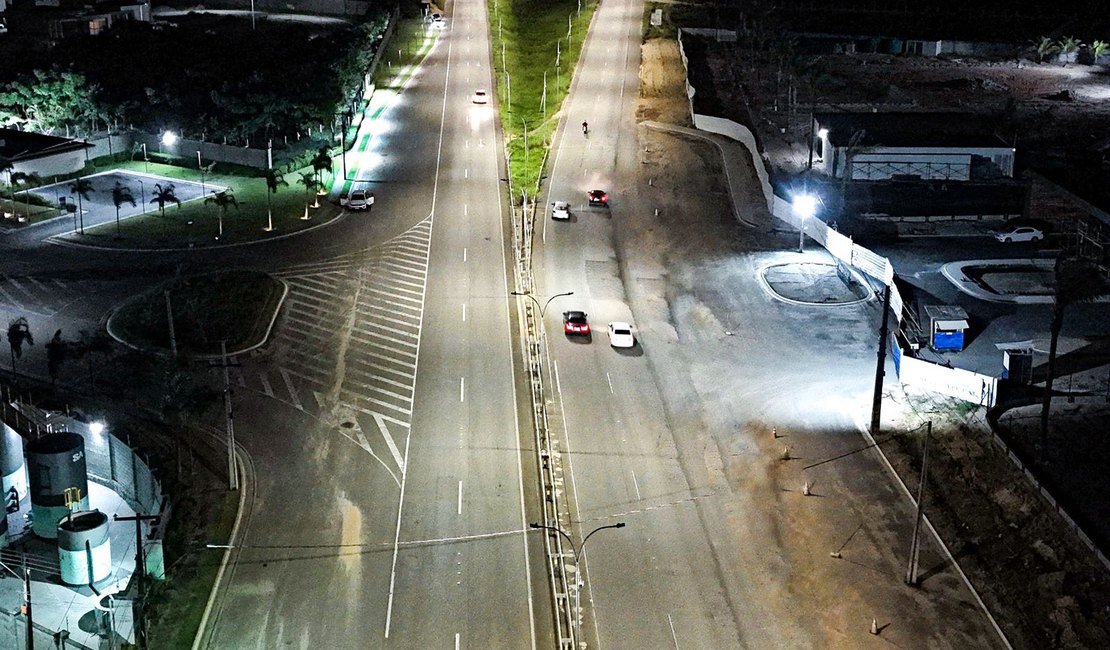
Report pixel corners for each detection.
[530,522,626,646]
[510,290,573,319]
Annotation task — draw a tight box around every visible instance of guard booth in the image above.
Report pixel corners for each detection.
[1002,348,1034,383]
[924,305,969,352]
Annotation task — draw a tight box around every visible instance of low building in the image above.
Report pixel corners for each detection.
[811,112,1015,182]
[0,128,94,177]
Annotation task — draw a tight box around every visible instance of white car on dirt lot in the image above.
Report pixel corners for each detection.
[607,322,635,348]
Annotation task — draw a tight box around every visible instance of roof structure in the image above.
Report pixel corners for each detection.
[814,112,1012,149]
[0,128,93,163]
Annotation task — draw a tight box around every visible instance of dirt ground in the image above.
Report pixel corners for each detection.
[635,35,1110,649]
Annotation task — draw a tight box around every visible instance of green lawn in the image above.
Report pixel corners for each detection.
[147,488,240,649]
[63,161,339,249]
[110,270,285,356]
[489,0,598,199]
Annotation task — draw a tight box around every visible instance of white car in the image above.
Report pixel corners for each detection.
[607,322,635,348]
[994,226,1043,243]
[348,189,374,211]
[551,200,570,220]
[472,89,489,104]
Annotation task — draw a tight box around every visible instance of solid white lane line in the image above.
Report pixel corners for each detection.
[460,377,466,402]
[462,303,467,321]
[554,360,562,397]
[668,613,680,649]
[457,481,463,515]
[631,470,641,501]
[606,372,614,394]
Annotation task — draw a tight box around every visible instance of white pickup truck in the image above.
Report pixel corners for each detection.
[341,188,375,211]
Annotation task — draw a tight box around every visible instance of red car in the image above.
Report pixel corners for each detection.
[587,190,609,207]
[563,311,591,336]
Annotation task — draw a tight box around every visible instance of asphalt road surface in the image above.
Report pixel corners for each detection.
[199,1,543,647]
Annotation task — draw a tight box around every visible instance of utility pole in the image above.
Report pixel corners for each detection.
[22,553,32,650]
[870,285,892,434]
[209,341,240,491]
[163,290,177,359]
[115,513,161,650]
[906,421,931,586]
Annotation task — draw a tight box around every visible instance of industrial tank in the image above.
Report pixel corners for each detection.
[0,423,26,546]
[58,511,112,585]
[25,432,89,539]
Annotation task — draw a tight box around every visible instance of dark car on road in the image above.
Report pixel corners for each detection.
[563,310,591,336]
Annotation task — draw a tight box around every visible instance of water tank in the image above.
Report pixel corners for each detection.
[0,423,25,547]
[26,432,89,539]
[58,511,112,585]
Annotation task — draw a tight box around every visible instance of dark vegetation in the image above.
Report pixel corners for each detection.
[0,11,389,142]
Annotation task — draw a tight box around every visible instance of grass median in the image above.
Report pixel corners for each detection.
[489,0,598,199]
[62,161,339,249]
[110,270,284,356]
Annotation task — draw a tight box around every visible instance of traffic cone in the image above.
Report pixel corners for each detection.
[870,619,878,635]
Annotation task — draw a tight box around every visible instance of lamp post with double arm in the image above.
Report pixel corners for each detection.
[530,521,625,646]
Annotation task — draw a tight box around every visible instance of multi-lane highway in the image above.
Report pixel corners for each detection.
[199,1,544,647]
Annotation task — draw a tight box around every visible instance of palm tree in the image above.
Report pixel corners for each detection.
[111,182,136,239]
[69,177,95,234]
[297,172,318,217]
[6,317,33,375]
[1032,36,1059,63]
[264,168,288,231]
[149,183,181,218]
[204,189,239,239]
[311,146,332,195]
[1091,40,1109,62]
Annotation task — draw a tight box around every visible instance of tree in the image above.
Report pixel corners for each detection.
[149,183,181,218]
[74,329,113,383]
[6,317,33,375]
[297,172,319,212]
[111,182,136,239]
[311,146,332,193]
[69,177,95,234]
[45,329,68,385]
[1039,257,1107,460]
[1091,40,1109,61]
[264,168,288,231]
[0,69,105,134]
[204,189,239,239]
[1032,36,1059,63]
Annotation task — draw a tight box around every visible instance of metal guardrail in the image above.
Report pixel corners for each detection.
[506,164,579,646]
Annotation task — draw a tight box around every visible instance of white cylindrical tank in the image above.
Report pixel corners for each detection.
[57,510,112,585]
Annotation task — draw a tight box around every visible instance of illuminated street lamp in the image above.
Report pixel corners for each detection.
[793,193,817,253]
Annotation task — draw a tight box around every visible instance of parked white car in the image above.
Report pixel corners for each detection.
[551,200,570,220]
[994,226,1043,243]
[607,322,635,348]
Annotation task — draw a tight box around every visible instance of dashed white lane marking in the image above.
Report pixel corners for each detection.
[460,377,466,402]
[463,247,468,261]
[554,360,562,397]
[606,372,614,394]
[457,480,463,515]
[462,303,467,321]
[631,470,641,501]
[279,368,303,411]
[259,374,275,398]
[668,613,680,649]
[455,633,460,650]
[465,168,469,179]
